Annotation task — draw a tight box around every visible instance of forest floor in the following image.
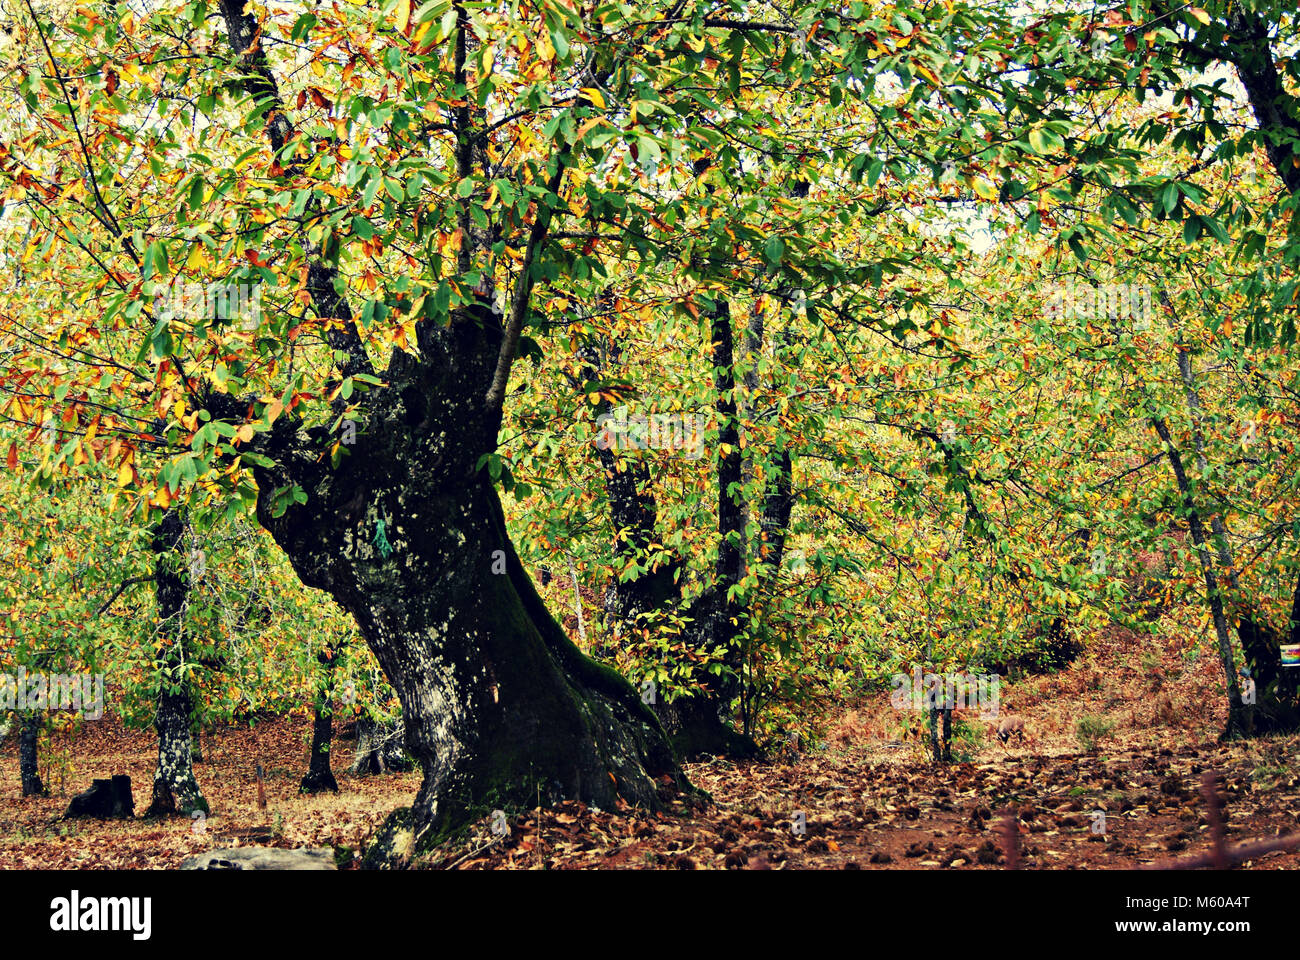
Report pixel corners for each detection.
[2,625,1299,869]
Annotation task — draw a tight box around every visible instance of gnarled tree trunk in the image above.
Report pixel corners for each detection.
[349,715,412,776]
[251,310,687,857]
[216,0,687,860]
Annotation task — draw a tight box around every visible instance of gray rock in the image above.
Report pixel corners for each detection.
[181,847,337,870]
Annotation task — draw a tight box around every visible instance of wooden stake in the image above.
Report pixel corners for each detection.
[1000,809,1020,869]
[1200,770,1228,870]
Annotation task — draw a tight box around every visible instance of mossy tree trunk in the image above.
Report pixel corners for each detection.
[19,713,44,797]
[1236,582,1300,734]
[300,649,340,794]
[250,307,688,855]
[217,0,687,858]
[145,508,208,817]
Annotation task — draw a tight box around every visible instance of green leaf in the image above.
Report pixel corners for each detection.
[1028,126,1063,155]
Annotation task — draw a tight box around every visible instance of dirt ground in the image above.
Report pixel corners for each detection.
[2,627,1298,869]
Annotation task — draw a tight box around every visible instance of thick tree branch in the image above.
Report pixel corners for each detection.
[483,157,568,412]
[216,0,374,382]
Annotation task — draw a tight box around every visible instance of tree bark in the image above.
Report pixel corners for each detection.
[251,306,688,857]
[577,321,758,759]
[587,331,684,641]
[349,715,412,776]
[19,712,44,797]
[1149,417,1250,737]
[566,555,587,645]
[144,508,208,817]
[216,0,687,857]
[300,650,339,793]
[928,704,941,763]
[1224,8,1300,195]
[1160,299,1300,734]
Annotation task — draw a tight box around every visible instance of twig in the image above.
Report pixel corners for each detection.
[96,576,155,616]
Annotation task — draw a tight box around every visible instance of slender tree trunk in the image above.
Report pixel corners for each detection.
[1174,15,1300,729]
[1116,301,1249,737]
[578,325,683,658]
[300,650,339,794]
[577,318,757,759]
[144,508,208,816]
[19,712,44,797]
[711,298,746,665]
[941,706,953,762]
[1162,300,1300,733]
[1149,417,1250,737]
[650,299,763,758]
[566,555,587,646]
[928,704,941,763]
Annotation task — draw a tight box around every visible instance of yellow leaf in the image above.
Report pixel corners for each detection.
[575,116,606,142]
[580,87,606,109]
[1189,7,1211,25]
[973,178,998,201]
[117,461,134,487]
[536,30,555,62]
[236,423,255,444]
[395,0,411,34]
